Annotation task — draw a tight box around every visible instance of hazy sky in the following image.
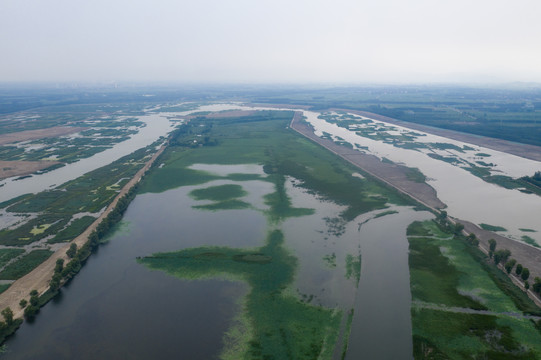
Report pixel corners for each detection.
[1,0,541,84]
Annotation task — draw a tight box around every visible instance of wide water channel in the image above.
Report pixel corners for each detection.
[2,163,428,359]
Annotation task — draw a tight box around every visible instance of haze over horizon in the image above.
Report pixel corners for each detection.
[2,0,541,85]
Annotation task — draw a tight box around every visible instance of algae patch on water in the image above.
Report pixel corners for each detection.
[189,184,252,211]
[190,184,247,202]
[139,230,341,359]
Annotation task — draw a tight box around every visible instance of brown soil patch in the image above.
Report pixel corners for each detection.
[0,126,85,146]
[0,160,61,180]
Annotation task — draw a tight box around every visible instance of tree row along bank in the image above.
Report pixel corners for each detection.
[290,111,541,308]
[0,141,168,324]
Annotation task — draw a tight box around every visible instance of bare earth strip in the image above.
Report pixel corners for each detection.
[0,142,167,319]
[342,109,541,162]
[290,111,541,307]
[412,300,541,320]
[0,160,61,180]
[0,126,85,146]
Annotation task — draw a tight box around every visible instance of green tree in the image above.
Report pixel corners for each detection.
[66,243,77,259]
[493,249,511,265]
[437,211,447,224]
[1,307,14,326]
[521,268,530,281]
[488,239,497,258]
[49,273,62,291]
[504,259,516,274]
[19,299,27,309]
[24,305,38,319]
[516,264,523,276]
[54,258,64,274]
[525,281,530,290]
[533,277,541,294]
[30,291,39,306]
[454,223,464,235]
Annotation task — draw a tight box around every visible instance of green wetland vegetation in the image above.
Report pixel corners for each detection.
[138,110,412,358]
[316,111,541,197]
[2,86,541,357]
[0,250,53,280]
[141,231,341,360]
[408,220,541,359]
[0,144,155,246]
[0,102,146,165]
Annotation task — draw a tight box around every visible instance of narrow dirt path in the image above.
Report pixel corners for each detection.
[412,300,541,321]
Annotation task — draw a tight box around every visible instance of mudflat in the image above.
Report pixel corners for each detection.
[0,160,61,180]
[0,126,85,146]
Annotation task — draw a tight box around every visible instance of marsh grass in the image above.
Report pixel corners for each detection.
[48,216,96,243]
[412,309,538,360]
[0,249,25,268]
[193,200,251,211]
[410,220,541,358]
[480,223,507,232]
[521,235,540,248]
[1,144,155,246]
[136,110,420,359]
[139,111,410,220]
[0,284,10,294]
[190,184,247,202]
[345,254,361,285]
[0,250,53,280]
[134,110,416,359]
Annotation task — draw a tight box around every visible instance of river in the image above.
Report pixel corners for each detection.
[0,113,176,203]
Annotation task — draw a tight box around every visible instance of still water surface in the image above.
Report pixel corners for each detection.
[2,164,428,359]
[2,183,265,359]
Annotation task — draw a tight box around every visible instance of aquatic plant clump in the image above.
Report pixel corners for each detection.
[140,230,341,359]
[136,110,417,358]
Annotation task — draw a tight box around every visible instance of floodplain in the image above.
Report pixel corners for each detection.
[1,86,541,359]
